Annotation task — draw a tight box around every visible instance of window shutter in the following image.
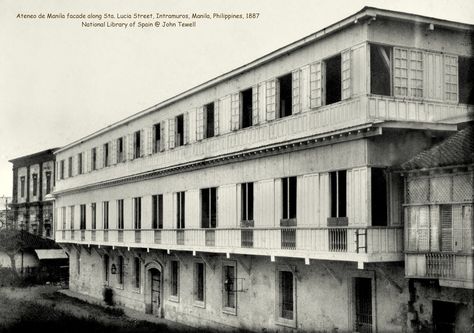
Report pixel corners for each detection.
[393,47,409,97]
[409,50,423,98]
[231,93,240,130]
[188,108,197,143]
[300,65,311,112]
[168,118,175,149]
[444,55,458,102]
[183,112,189,144]
[341,50,351,100]
[417,206,429,251]
[140,129,145,157]
[160,121,166,152]
[252,85,259,125]
[310,61,322,108]
[440,205,453,252]
[127,133,134,160]
[110,140,116,165]
[146,127,152,155]
[453,205,463,252]
[85,150,91,173]
[214,100,219,136]
[196,106,204,140]
[266,79,276,121]
[97,146,103,169]
[292,69,301,114]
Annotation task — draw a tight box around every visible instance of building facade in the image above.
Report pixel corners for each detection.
[10,148,58,238]
[401,125,473,332]
[53,7,473,332]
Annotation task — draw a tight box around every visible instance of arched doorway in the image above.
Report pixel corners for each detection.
[144,261,164,317]
[150,269,161,316]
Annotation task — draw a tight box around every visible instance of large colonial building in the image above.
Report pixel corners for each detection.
[53,7,473,332]
[10,148,59,238]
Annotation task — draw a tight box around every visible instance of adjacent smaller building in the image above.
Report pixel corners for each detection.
[401,124,473,332]
[9,148,59,238]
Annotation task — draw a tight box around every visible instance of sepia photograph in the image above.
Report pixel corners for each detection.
[0,0,473,332]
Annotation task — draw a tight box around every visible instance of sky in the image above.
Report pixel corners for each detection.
[0,0,473,197]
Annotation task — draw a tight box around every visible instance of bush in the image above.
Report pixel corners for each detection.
[102,286,114,306]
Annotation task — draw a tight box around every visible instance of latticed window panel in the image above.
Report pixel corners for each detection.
[430,176,452,202]
[453,174,473,202]
[444,55,458,102]
[409,50,423,98]
[407,178,429,204]
[394,48,409,96]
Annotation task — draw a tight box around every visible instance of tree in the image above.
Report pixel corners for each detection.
[0,229,26,277]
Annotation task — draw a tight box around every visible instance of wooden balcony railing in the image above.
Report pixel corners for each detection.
[56,226,403,262]
[406,252,474,289]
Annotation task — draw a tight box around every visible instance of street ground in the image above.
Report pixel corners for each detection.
[0,286,204,333]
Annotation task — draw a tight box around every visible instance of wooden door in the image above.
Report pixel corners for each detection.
[151,269,161,316]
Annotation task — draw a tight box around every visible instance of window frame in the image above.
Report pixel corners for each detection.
[32,173,38,196]
[91,148,97,170]
[282,177,297,221]
[117,137,125,163]
[201,187,217,228]
[78,153,83,175]
[133,130,141,159]
[176,192,185,229]
[193,261,206,308]
[20,176,25,197]
[68,156,73,177]
[152,194,163,229]
[277,73,293,118]
[169,260,180,302]
[275,266,297,328]
[175,114,184,147]
[80,204,86,230]
[240,88,253,128]
[204,102,215,139]
[103,201,109,229]
[103,142,109,167]
[134,257,141,291]
[91,203,96,230]
[222,260,237,315]
[241,182,254,222]
[117,199,124,229]
[133,197,142,229]
[153,123,161,153]
[117,255,124,287]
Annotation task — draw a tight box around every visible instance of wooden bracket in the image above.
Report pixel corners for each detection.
[116,247,126,258]
[199,254,215,271]
[376,268,403,294]
[92,246,103,257]
[322,263,342,286]
[173,252,188,269]
[285,264,302,282]
[236,256,252,275]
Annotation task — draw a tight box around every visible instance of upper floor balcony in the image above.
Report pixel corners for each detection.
[56,225,403,264]
[403,169,473,289]
[55,93,472,193]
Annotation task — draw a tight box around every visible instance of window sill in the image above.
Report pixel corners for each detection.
[132,287,141,294]
[222,307,237,316]
[169,295,179,303]
[193,301,205,309]
[275,317,296,329]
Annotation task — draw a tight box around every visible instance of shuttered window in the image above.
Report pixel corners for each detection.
[291,70,300,114]
[341,50,351,99]
[409,50,423,98]
[265,79,277,121]
[444,55,458,102]
[231,93,240,130]
[393,48,409,96]
[440,205,453,252]
[310,61,322,108]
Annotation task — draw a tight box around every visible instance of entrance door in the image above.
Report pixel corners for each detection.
[150,269,161,316]
[354,277,373,333]
[433,300,456,333]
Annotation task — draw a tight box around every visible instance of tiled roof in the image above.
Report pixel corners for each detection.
[13,230,60,250]
[401,125,474,170]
